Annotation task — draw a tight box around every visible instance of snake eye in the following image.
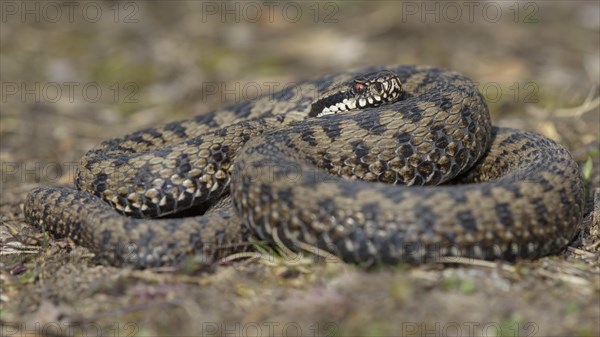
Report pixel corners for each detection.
[354,82,366,93]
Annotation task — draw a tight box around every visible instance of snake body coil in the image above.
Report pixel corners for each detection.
[24,65,584,267]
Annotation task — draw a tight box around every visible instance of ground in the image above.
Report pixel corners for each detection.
[1,2,599,336]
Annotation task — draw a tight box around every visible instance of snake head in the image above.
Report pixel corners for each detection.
[309,70,403,117]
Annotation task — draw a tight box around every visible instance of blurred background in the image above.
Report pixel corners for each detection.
[1,1,598,336]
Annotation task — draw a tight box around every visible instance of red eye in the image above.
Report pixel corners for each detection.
[354,82,366,92]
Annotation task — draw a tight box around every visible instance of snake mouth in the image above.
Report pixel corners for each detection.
[309,70,403,118]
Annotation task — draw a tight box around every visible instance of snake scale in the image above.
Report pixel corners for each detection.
[24,65,585,268]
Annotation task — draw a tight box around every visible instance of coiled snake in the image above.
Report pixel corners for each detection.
[24,65,585,268]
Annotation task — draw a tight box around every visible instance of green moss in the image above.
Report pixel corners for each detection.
[389,277,410,301]
[564,300,580,315]
[576,327,595,337]
[197,47,232,73]
[17,269,36,284]
[441,277,476,294]
[91,56,154,85]
[355,321,390,336]
[497,318,523,337]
